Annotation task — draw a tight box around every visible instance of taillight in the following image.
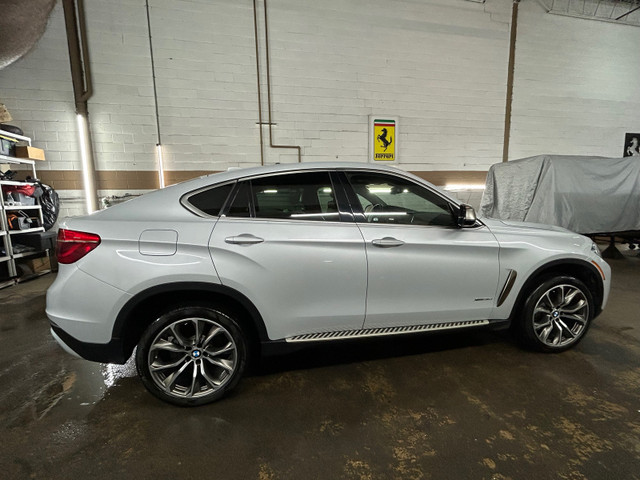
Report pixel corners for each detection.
[57,229,101,264]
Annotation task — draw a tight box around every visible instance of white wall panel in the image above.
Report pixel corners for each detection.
[149,0,260,171]
[509,1,640,160]
[2,0,639,212]
[1,0,511,176]
[261,0,510,169]
[82,0,157,171]
[0,2,79,171]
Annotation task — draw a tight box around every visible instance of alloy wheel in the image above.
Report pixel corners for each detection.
[147,317,238,399]
[531,284,589,348]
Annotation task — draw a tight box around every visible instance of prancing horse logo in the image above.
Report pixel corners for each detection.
[377,128,393,152]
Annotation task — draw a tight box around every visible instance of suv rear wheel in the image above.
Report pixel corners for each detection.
[518,275,594,352]
[135,306,247,406]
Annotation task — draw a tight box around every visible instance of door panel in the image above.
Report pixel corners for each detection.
[208,171,366,341]
[210,218,367,340]
[358,223,500,327]
[342,170,500,328]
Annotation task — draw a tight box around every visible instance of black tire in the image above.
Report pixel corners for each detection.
[516,275,594,353]
[135,306,247,406]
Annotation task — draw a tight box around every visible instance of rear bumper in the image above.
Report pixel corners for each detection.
[46,263,132,346]
[50,323,129,364]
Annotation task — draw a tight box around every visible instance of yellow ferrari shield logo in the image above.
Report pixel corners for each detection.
[374,119,395,161]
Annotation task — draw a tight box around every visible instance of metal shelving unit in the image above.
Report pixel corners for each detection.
[8,227,45,235]
[4,205,41,211]
[0,129,47,283]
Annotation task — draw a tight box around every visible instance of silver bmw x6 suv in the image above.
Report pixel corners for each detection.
[47,162,610,406]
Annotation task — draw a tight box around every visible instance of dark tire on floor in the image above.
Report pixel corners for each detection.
[135,305,247,406]
[516,275,594,353]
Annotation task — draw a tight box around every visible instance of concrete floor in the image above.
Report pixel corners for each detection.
[0,251,639,480]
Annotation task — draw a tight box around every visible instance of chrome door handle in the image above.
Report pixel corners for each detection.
[371,237,405,248]
[225,234,264,245]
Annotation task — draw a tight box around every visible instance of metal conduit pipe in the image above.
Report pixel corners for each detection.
[252,0,265,165]
[502,0,520,163]
[253,0,301,163]
[63,0,98,212]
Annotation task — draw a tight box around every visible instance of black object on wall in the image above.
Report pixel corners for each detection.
[623,133,640,157]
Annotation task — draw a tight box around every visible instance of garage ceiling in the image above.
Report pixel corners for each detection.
[545,0,640,26]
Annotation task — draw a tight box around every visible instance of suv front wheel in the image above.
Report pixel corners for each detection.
[518,275,594,352]
[135,306,247,406]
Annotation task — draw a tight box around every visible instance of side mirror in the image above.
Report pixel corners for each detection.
[457,204,477,228]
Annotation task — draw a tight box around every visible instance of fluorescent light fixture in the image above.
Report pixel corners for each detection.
[368,187,392,194]
[443,184,486,191]
[322,188,332,193]
[263,189,278,194]
[76,113,97,213]
[156,144,165,188]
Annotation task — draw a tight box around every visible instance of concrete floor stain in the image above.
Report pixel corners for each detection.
[343,458,373,480]
[557,417,614,463]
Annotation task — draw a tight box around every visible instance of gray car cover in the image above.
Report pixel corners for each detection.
[479,155,640,234]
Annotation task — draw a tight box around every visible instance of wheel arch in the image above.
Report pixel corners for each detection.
[509,259,604,321]
[114,282,269,362]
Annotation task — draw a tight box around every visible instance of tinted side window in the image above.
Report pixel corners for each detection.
[346,173,455,227]
[187,183,234,217]
[251,172,339,222]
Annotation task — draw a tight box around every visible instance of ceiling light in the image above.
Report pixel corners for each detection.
[156,144,165,188]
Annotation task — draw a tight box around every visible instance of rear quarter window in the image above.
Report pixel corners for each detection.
[185,183,234,217]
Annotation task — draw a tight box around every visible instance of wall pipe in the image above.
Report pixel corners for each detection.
[252,0,265,165]
[63,0,92,110]
[502,0,520,163]
[253,0,301,163]
[63,0,98,212]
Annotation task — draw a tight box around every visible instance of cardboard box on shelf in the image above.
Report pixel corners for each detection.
[15,146,46,161]
[21,256,51,274]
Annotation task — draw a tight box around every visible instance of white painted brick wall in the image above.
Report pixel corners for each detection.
[151,0,263,170]
[509,1,640,160]
[58,189,148,220]
[0,2,80,172]
[260,0,510,169]
[82,0,158,171]
[56,190,88,220]
[2,0,639,219]
[1,0,511,180]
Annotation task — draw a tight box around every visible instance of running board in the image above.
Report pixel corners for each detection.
[285,319,490,343]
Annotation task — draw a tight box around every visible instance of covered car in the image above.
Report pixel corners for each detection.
[479,154,640,235]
